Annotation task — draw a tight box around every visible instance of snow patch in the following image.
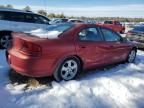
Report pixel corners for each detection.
[0,50,144,108]
[26,29,62,39]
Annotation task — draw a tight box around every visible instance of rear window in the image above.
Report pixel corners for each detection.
[133,26,144,32]
[46,23,73,32]
[27,23,74,39]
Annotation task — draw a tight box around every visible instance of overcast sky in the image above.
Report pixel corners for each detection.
[0,0,144,18]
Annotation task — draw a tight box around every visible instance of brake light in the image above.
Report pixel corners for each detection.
[20,41,42,56]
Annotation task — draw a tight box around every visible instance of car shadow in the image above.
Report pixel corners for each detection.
[8,69,54,89]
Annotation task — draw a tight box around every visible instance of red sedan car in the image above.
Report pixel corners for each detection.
[7,23,137,81]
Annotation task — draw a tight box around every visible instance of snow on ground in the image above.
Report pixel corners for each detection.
[0,50,144,108]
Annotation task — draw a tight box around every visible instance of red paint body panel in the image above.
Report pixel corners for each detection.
[8,24,134,77]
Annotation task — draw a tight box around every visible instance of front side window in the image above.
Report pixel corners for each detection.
[38,16,50,24]
[33,15,49,24]
[25,14,35,23]
[101,28,121,41]
[79,27,102,41]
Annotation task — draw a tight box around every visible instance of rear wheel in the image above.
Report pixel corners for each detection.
[127,49,136,63]
[54,57,81,81]
[0,33,12,49]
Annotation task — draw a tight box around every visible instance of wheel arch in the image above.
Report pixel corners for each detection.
[53,54,84,81]
[53,54,84,74]
[58,55,84,71]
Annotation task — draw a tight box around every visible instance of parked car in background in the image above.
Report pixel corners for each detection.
[0,8,50,49]
[126,25,144,49]
[68,19,84,23]
[49,18,68,24]
[97,20,125,34]
[7,23,137,81]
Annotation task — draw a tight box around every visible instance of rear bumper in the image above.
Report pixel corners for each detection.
[7,50,55,77]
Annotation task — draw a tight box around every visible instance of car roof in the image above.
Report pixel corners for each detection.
[0,8,33,14]
[0,8,50,19]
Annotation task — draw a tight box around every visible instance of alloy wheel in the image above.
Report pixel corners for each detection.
[60,60,78,80]
[128,50,136,63]
[0,35,12,49]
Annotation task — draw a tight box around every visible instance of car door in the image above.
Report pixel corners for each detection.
[100,27,130,64]
[5,12,26,32]
[75,26,112,69]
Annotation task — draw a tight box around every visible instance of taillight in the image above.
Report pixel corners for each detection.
[20,41,42,56]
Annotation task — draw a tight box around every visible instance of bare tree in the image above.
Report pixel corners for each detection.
[23,6,31,11]
[37,10,47,16]
[6,4,13,9]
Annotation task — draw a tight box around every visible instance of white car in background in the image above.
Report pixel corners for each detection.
[68,19,84,23]
[0,8,50,49]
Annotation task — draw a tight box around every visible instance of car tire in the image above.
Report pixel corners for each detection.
[54,57,81,81]
[127,49,136,63]
[0,32,12,49]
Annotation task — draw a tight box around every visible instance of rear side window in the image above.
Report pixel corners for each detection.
[101,28,121,41]
[79,27,102,41]
[0,11,4,20]
[8,12,25,22]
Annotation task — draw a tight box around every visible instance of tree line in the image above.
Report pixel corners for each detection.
[0,4,144,22]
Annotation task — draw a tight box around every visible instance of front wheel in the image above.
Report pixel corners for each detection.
[54,57,81,81]
[127,49,136,63]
